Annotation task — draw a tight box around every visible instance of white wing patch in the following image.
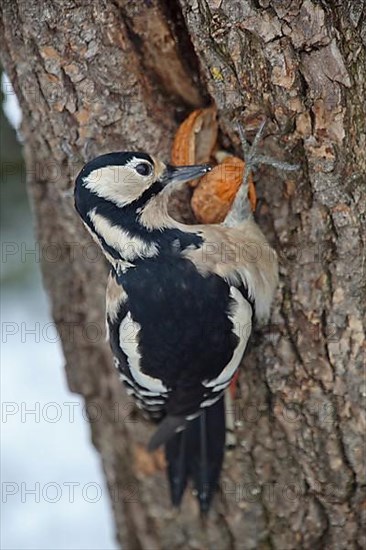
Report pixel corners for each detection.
[203,286,252,390]
[200,394,223,408]
[119,312,168,394]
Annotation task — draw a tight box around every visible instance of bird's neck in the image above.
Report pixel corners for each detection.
[83,192,202,268]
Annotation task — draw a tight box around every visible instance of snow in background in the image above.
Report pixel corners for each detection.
[1,73,118,550]
[2,74,22,130]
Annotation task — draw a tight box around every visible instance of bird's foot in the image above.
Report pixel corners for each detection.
[224,119,300,226]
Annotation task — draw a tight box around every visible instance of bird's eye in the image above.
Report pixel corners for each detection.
[135,163,153,176]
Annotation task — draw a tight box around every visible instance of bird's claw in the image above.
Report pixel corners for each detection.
[224,118,300,227]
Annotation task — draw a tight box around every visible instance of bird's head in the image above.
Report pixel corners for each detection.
[74,151,211,219]
[74,152,211,266]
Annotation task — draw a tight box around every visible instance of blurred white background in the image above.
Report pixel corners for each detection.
[1,73,118,550]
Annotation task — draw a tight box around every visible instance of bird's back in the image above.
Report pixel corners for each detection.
[108,251,251,413]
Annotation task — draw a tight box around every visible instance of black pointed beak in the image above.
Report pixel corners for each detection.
[162,164,211,185]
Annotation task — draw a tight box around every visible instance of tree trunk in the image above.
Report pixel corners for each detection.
[1,1,365,548]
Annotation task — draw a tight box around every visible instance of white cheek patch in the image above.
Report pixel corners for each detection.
[203,286,252,390]
[88,209,159,261]
[119,312,168,394]
[83,164,152,207]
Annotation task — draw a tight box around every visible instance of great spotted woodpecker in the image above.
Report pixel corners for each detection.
[74,135,279,512]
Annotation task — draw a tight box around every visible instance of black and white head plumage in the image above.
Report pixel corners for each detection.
[75,151,210,218]
[74,151,211,267]
[75,152,162,213]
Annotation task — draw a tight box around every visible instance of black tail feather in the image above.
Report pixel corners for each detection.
[164,397,226,513]
[165,429,189,506]
[148,415,186,452]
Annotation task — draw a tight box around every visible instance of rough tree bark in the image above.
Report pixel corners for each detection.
[1,1,365,548]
